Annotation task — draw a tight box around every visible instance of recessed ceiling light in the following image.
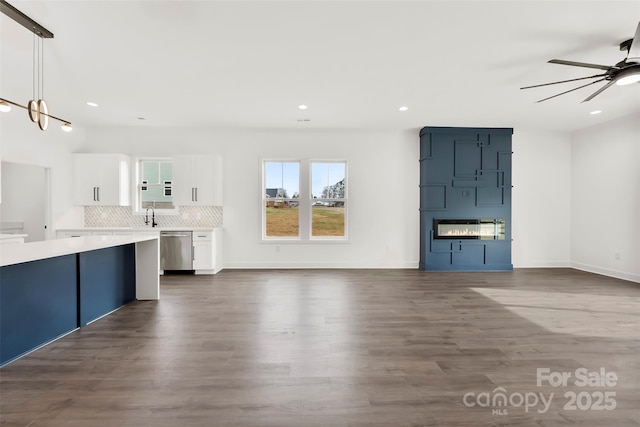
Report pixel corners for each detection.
[298,104,308,110]
[590,110,602,115]
[86,101,98,107]
[399,106,409,112]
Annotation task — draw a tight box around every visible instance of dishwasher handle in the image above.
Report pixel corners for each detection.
[161,232,191,237]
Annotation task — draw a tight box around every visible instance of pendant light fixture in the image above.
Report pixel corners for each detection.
[0,0,72,132]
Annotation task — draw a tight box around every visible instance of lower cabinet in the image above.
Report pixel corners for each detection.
[193,231,213,270]
[192,229,223,274]
[0,237,25,245]
[56,228,222,274]
[58,231,92,238]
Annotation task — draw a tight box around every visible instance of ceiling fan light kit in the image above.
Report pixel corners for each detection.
[522,21,640,102]
[615,65,640,86]
[0,0,72,132]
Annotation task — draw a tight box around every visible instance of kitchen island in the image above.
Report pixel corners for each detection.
[0,235,159,366]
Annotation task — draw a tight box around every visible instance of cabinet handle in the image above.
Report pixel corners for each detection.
[97,187,100,201]
[195,187,198,202]
[191,188,195,202]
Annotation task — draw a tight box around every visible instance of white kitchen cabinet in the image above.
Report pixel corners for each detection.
[55,228,221,274]
[173,155,222,206]
[90,231,114,236]
[73,154,130,206]
[193,229,223,274]
[0,235,26,244]
[57,231,93,239]
[192,231,213,270]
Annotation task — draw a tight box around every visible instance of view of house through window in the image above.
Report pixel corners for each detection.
[263,160,347,239]
[139,159,174,210]
[311,162,346,237]
[264,161,300,237]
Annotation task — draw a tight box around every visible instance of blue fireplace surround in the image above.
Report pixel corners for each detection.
[419,126,513,271]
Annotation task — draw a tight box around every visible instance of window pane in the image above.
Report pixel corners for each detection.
[140,160,174,209]
[311,162,346,237]
[311,162,345,199]
[264,161,300,237]
[266,206,299,237]
[159,162,172,183]
[142,161,160,184]
[312,203,345,237]
[265,162,299,199]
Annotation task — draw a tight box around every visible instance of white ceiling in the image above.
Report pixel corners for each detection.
[1,0,639,133]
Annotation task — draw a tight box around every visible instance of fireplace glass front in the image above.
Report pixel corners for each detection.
[433,219,505,240]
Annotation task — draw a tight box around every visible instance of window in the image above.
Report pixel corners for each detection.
[263,161,300,238]
[262,160,347,240]
[138,159,174,211]
[311,161,346,237]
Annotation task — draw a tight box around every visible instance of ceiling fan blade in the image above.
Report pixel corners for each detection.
[548,59,612,71]
[521,73,607,90]
[581,79,616,103]
[535,78,607,103]
[627,21,640,62]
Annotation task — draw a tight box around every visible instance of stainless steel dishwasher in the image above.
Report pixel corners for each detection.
[160,231,193,271]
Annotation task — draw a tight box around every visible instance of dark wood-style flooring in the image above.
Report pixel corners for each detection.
[1,268,639,426]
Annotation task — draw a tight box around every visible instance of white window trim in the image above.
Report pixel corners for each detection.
[261,158,348,242]
[133,157,179,215]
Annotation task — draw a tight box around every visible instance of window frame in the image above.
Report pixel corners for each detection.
[261,158,348,242]
[134,157,179,215]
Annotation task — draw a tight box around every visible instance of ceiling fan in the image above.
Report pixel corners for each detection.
[521,22,640,103]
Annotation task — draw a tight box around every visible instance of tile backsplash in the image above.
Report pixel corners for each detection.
[85,206,223,228]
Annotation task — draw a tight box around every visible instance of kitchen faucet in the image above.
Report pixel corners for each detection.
[145,207,158,227]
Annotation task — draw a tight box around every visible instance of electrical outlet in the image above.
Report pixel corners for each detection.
[614,252,621,260]
[275,246,280,253]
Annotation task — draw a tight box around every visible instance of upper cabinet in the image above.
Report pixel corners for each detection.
[173,155,223,206]
[73,154,130,206]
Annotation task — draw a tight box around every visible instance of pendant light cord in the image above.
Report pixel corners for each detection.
[31,32,45,100]
[40,35,44,100]
[32,31,36,101]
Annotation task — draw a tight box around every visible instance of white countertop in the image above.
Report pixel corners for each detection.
[0,234,28,240]
[57,227,221,231]
[0,235,158,267]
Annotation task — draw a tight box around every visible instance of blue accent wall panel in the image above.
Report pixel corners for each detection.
[419,126,513,271]
[79,244,136,325]
[0,255,78,365]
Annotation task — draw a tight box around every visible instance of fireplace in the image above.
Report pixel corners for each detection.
[433,219,505,240]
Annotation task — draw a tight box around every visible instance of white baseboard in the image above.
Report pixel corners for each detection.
[223,261,419,269]
[570,262,640,283]
[513,261,570,268]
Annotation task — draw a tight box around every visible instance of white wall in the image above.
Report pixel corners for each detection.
[82,126,420,268]
[570,114,640,282]
[0,162,46,242]
[0,115,85,235]
[5,114,633,277]
[512,129,572,267]
[80,126,577,270]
